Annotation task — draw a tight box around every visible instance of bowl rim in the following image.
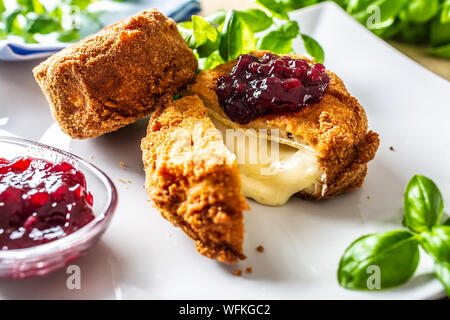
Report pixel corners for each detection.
[0,135,118,261]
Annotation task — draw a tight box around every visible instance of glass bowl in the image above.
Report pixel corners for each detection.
[0,136,118,279]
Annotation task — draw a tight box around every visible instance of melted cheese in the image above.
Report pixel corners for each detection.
[210,113,321,206]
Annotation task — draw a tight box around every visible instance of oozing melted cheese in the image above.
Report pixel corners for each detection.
[210,113,321,206]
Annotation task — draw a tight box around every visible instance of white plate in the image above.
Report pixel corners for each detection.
[0,2,449,299]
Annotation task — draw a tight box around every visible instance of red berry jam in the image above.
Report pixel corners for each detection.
[216,53,331,124]
[0,157,95,250]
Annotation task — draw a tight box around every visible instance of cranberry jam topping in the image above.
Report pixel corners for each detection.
[0,157,95,250]
[216,53,331,124]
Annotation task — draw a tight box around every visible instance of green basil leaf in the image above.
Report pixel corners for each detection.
[338,230,420,290]
[199,50,226,70]
[444,217,450,226]
[205,9,227,26]
[442,0,450,24]
[396,22,429,43]
[26,13,61,34]
[68,0,94,11]
[258,30,294,53]
[17,0,34,13]
[430,17,450,47]
[4,8,23,33]
[352,0,409,26]
[235,9,273,33]
[373,18,406,39]
[434,261,450,297]
[301,33,325,63]
[220,10,256,61]
[420,226,450,262]
[31,0,46,15]
[281,0,321,11]
[57,29,80,42]
[346,0,374,14]
[192,15,221,58]
[0,0,5,15]
[254,0,290,20]
[178,21,196,48]
[404,175,443,233]
[257,21,299,54]
[403,0,440,24]
[428,43,450,58]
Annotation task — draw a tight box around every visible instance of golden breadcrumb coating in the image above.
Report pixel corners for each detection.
[187,51,380,199]
[141,95,248,263]
[33,9,197,139]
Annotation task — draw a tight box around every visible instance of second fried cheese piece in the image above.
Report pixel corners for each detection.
[141,96,248,263]
[33,9,197,139]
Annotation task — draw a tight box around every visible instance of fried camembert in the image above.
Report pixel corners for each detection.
[187,51,379,206]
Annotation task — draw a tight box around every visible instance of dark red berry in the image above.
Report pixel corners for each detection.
[216,53,330,124]
[0,157,95,250]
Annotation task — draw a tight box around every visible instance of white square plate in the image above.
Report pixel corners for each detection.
[0,2,449,299]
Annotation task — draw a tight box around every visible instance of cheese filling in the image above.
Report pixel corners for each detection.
[210,113,321,206]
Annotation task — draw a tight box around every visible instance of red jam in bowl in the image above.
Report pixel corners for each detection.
[0,157,95,250]
[216,53,331,124]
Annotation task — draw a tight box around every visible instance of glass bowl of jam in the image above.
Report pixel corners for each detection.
[0,136,117,279]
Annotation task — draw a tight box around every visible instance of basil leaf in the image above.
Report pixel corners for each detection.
[420,226,450,262]
[57,29,80,42]
[282,0,321,11]
[352,0,409,27]
[428,43,450,58]
[220,10,256,61]
[4,8,23,33]
[301,33,325,63]
[442,0,450,24]
[404,175,443,233]
[68,0,94,11]
[178,21,196,48]
[236,9,273,33]
[205,9,226,26]
[338,230,420,290]
[254,0,290,20]
[199,50,225,70]
[257,20,298,54]
[403,0,440,24]
[192,15,221,58]
[0,0,5,15]
[434,261,450,297]
[258,31,294,53]
[26,13,61,34]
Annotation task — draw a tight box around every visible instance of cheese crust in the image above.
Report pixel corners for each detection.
[33,9,197,139]
[187,51,380,199]
[141,95,248,263]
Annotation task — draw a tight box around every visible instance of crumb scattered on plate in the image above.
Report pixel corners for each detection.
[256,245,264,253]
[233,269,242,276]
[245,267,252,273]
[390,146,395,151]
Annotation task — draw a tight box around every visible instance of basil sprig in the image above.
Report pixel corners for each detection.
[278,0,450,59]
[404,175,444,232]
[338,175,450,297]
[0,0,126,43]
[178,0,325,70]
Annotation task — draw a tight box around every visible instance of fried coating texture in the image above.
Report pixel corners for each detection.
[187,51,379,199]
[33,9,197,139]
[141,95,248,263]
